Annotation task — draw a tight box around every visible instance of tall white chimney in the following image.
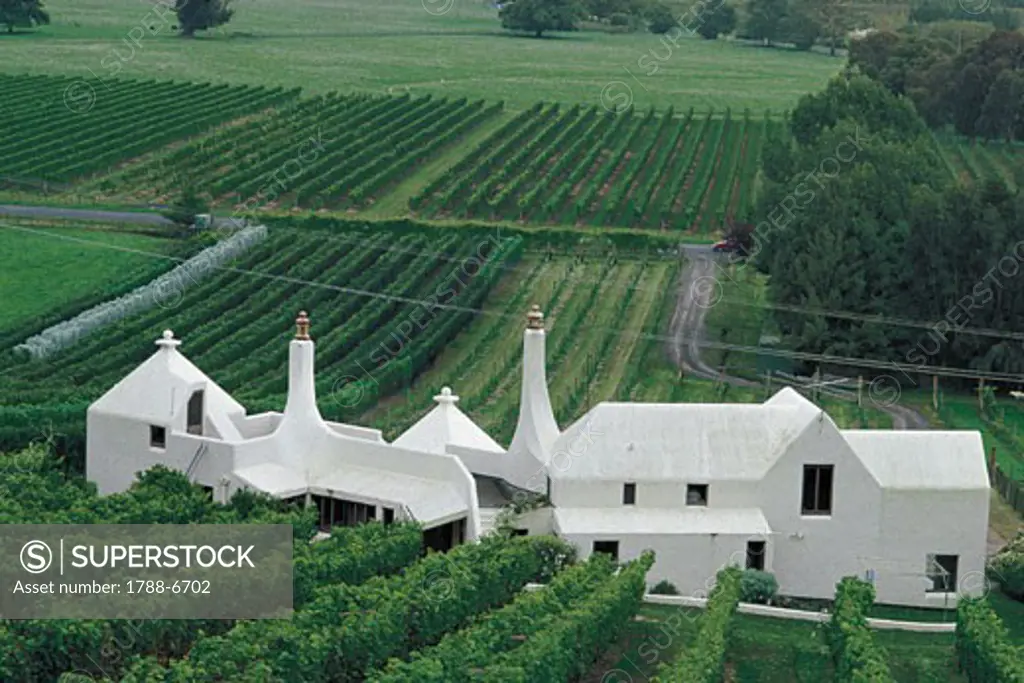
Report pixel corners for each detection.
[283,310,322,422]
[505,305,559,492]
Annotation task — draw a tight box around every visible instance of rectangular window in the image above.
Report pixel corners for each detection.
[512,528,529,537]
[200,485,214,501]
[926,554,959,593]
[686,484,709,506]
[801,465,834,515]
[746,541,766,571]
[623,482,636,505]
[150,425,166,449]
[593,540,619,562]
[382,507,395,525]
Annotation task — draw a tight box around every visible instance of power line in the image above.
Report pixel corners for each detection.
[2,221,1023,385]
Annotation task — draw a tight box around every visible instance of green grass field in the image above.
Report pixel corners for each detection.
[0,0,842,111]
[587,602,1003,683]
[0,223,175,328]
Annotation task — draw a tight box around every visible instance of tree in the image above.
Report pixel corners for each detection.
[780,9,818,50]
[162,184,209,229]
[500,0,584,37]
[792,0,855,56]
[176,0,234,37]
[695,3,737,40]
[0,0,49,34]
[646,3,676,34]
[745,0,787,46]
[977,68,1024,140]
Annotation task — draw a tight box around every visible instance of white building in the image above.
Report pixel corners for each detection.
[87,307,991,607]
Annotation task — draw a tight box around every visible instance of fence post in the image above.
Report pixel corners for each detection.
[857,376,863,407]
[932,375,938,411]
[988,447,997,485]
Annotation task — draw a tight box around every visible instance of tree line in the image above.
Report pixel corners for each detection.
[752,75,1024,379]
[850,28,1024,141]
[0,0,232,36]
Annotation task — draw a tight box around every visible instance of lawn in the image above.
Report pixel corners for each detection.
[0,0,842,112]
[591,591,1024,682]
[0,223,175,329]
[589,602,975,682]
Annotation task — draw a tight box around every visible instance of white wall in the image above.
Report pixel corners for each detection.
[757,416,883,602]
[873,488,990,607]
[561,531,757,595]
[86,412,235,495]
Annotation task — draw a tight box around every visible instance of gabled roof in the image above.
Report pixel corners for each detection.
[90,332,243,423]
[843,430,990,490]
[393,387,503,455]
[548,388,819,482]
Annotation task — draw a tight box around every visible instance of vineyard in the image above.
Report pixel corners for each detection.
[410,105,779,233]
[0,221,519,461]
[936,134,1022,190]
[0,74,296,187]
[97,92,503,210]
[0,445,659,682]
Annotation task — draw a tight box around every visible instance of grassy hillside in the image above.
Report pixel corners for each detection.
[0,0,842,111]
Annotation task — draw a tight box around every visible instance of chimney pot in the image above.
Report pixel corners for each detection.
[527,305,544,330]
[296,311,311,340]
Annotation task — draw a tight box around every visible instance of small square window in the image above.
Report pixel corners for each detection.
[150,425,166,449]
[623,482,636,505]
[686,484,708,506]
[593,540,619,561]
[926,554,959,593]
[383,507,395,525]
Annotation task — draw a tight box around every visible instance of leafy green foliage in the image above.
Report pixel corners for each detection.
[0,0,48,33]
[850,29,1024,140]
[368,553,616,682]
[176,0,234,36]
[989,532,1024,602]
[739,569,778,604]
[500,0,585,37]
[651,579,680,595]
[826,577,895,683]
[646,3,676,34]
[655,565,742,682]
[161,183,209,229]
[745,0,787,46]
[471,551,655,681]
[695,2,736,40]
[956,595,1024,682]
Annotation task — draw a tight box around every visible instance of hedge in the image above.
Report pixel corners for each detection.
[655,565,742,683]
[827,577,895,683]
[956,596,1024,683]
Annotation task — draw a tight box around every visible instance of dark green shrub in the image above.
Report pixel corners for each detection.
[650,579,680,595]
[740,569,778,604]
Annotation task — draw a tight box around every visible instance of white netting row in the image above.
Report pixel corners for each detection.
[16,225,269,359]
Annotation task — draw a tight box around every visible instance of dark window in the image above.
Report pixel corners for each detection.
[187,390,204,435]
[423,518,466,553]
[801,465,834,515]
[593,540,619,562]
[511,528,529,537]
[686,484,708,506]
[926,555,959,593]
[746,541,766,571]
[383,507,395,524]
[199,485,214,501]
[311,495,376,531]
[150,425,166,449]
[623,482,636,505]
